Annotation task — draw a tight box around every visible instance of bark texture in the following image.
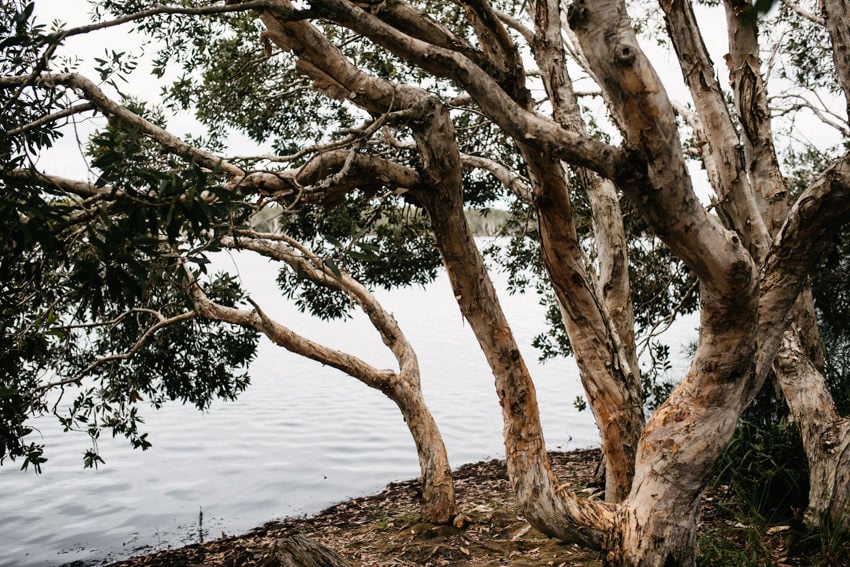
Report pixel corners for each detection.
[775,329,850,528]
[527,0,643,504]
[11,0,850,564]
[273,534,353,567]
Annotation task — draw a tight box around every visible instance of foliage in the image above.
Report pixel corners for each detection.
[1,3,848,564]
[0,2,259,471]
[811,227,850,416]
[712,418,809,525]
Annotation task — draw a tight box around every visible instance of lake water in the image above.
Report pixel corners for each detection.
[0,250,697,566]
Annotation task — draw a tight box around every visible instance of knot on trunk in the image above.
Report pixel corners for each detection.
[614,44,636,67]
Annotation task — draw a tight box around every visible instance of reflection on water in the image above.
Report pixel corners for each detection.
[0,251,696,566]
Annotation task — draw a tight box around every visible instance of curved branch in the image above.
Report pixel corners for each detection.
[782,0,825,25]
[4,148,420,212]
[2,168,113,199]
[219,232,419,373]
[459,153,532,200]
[569,0,754,301]
[186,276,397,390]
[53,1,318,40]
[265,0,622,178]
[661,0,771,260]
[757,150,850,377]
[770,93,850,137]
[7,102,95,136]
[0,72,245,177]
[456,0,530,104]
[37,310,197,392]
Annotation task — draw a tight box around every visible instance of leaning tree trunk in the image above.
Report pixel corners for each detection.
[188,237,456,524]
[386,381,456,524]
[411,100,616,547]
[567,0,763,563]
[722,0,850,530]
[525,148,644,503]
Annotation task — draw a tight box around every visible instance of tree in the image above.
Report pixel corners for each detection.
[1,0,849,565]
[0,0,456,524]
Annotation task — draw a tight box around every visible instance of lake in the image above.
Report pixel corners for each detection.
[0,250,697,566]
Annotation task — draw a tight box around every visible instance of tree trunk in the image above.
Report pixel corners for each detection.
[774,328,850,531]
[527,149,643,503]
[412,99,616,547]
[187,242,456,524]
[567,0,762,563]
[520,2,644,500]
[387,382,455,524]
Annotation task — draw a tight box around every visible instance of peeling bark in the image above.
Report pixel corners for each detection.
[661,0,771,260]
[775,329,850,528]
[410,99,618,547]
[527,0,643,503]
[568,0,763,563]
[723,0,791,236]
[823,0,850,123]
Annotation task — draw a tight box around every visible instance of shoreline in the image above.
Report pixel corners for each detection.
[106,449,604,566]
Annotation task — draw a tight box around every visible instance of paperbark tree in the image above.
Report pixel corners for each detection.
[2,0,849,565]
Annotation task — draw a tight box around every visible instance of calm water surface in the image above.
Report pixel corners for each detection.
[0,251,696,566]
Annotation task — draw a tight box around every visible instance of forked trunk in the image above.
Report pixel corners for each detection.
[413,104,615,544]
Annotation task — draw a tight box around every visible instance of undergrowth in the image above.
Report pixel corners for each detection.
[697,385,850,566]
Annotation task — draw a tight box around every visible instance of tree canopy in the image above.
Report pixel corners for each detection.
[2,0,849,565]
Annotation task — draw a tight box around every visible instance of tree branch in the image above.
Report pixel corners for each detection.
[184,267,398,390]
[7,102,95,136]
[265,0,622,178]
[822,0,850,122]
[37,310,197,392]
[781,0,825,25]
[53,1,318,40]
[455,0,531,105]
[2,167,114,199]
[757,150,850,378]
[661,0,771,261]
[723,0,791,236]
[220,232,420,374]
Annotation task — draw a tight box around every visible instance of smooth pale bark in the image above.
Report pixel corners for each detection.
[188,238,455,524]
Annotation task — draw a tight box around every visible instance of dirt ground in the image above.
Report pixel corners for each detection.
[105,449,846,566]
